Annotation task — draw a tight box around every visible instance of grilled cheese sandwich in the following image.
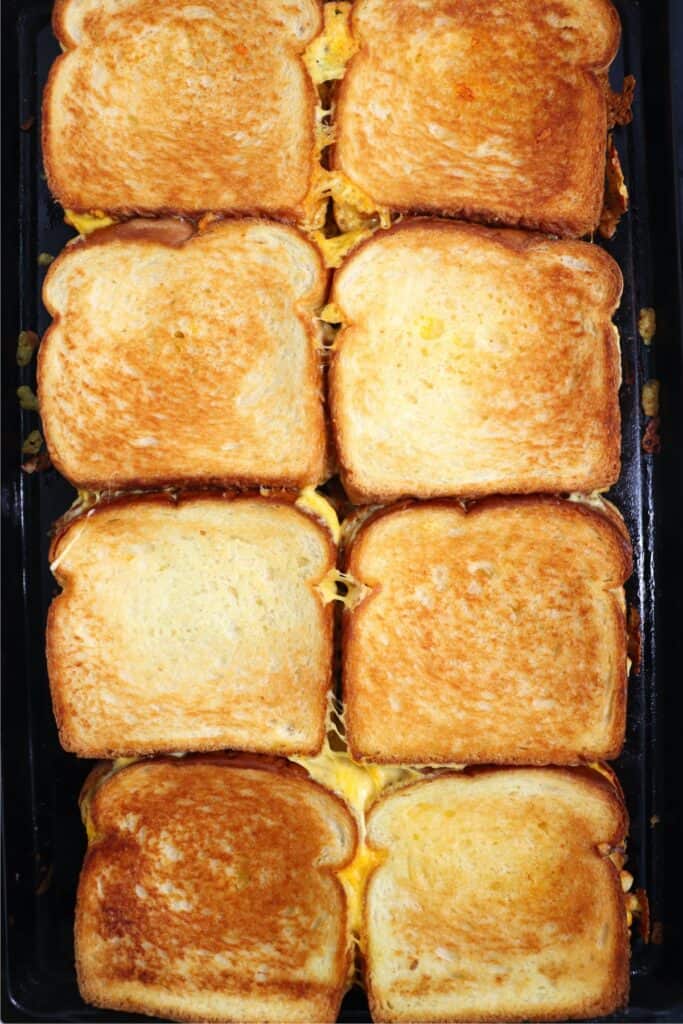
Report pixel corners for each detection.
[76,755,357,1023]
[343,496,631,765]
[44,0,327,223]
[39,218,328,491]
[332,0,623,237]
[330,219,623,502]
[77,756,637,1023]
[47,493,337,758]
[364,767,632,1022]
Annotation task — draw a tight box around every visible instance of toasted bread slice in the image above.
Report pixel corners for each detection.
[333,0,620,237]
[330,220,622,502]
[47,494,335,757]
[39,219,327,491]
[343,496,631,764]
[43,0,323,222]
[76,754,356,1023]
[364,767,630,1022]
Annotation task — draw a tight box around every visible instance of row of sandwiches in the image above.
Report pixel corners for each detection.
[44,0,627,237]
[36,0,641,1021]
[49,490,630,765]
[77,756,638,1023]
[40,218,622,500]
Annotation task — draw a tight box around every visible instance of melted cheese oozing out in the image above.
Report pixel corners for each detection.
[315,569,343,606]
[314,569,370,608]
[311,227,373,269]
[292,743,418,939]
[327,171,392,227]
[338,844,386,935]
[64,210,115,235]
[296,487,341,544]
[318,302,345,325]
[304,2,357,85]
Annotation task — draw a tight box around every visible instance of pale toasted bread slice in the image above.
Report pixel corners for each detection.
[76,754,356,1023]
[364,767,630,1022]
[334,0,620,237]
[47,494,335,757]
[43,0,323,222]
[343,496,631,764]
[39,219,327,491]
[330,220,622,503]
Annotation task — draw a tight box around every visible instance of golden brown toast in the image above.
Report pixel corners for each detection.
[329,219,623,503]
[39,219,328,491]
[364,767,630,1021]
[76,754,357,1022]
[43,0,324,223]
[47,493,336,758]
[333,0,621,236]
[343,496,632,764]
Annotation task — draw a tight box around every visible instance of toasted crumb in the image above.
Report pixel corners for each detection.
[638,307,656,345]
[17,385,39,411]
[641,380,660,417]
[16,329,39,367]
[22,429,43,455]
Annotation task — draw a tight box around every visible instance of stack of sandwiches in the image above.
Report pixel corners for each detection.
[37,0,644,1020]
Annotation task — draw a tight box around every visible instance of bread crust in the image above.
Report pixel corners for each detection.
[43,0,324,223]
[333,0,621,237]
[75,756,357,1023]
[342,496,631,765]
[39,218,329,491]
[342,492,632,565]
[363,766,630,1023]
[329,219,623,503]
[47,492,337,758]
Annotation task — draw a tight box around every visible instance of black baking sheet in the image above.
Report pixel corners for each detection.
[2,0,683,1020]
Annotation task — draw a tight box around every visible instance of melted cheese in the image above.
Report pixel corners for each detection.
[294,745,415,820]
[302,164,391,239]
[312,227,373,268]
[328,171,392,229]
[301,163,332,234]
[338,844,386,934]
[292,742,418,944]
[304,2,357,85]
[314,569,371,608]
[589,760,619,785]
[318,302,345,325]
[64,210,114,235]
[296,487,340,544]
[315,568,343,605]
